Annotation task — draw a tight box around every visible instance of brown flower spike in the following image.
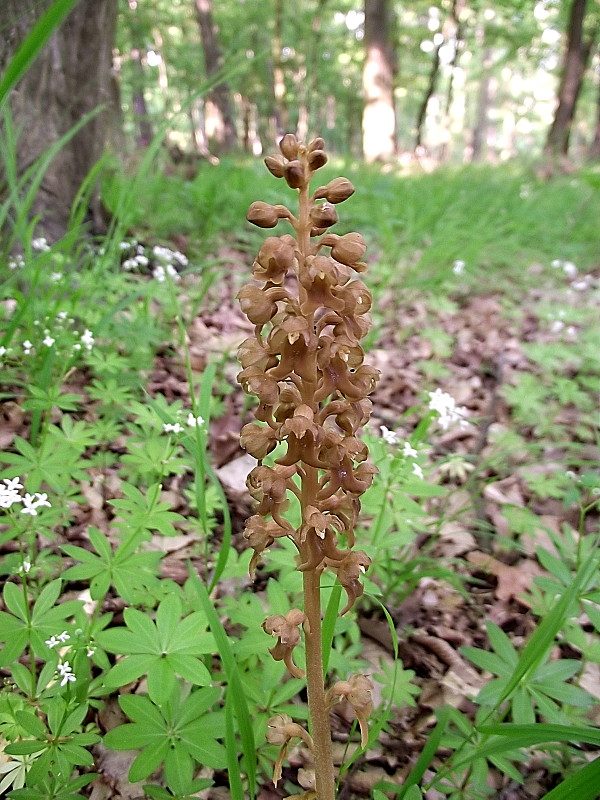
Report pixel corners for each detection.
[237,135,379,800]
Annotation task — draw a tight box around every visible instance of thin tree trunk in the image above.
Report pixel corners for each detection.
[272,0,289,135]
[544,0,596,158]
[362,0,397,162]
[414,43,442,150]
[471,45,492,162]
[296,0,329,142]
[588,48,600,160]
[194,0,237,152]
[1,0,118,242]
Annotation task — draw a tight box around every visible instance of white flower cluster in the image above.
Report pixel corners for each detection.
[153,263,180,283]
[551,258,577,278]
[0,478,51,515]
[31,237,51,252]
[121,240,150,271]
[428,389,469,431]
[163,413,205,434]
[120,240,188,283]
[379,427,423,478]
[0,312,95,363]
[8,254,25,270]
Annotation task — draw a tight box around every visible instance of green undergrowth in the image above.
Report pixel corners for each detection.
[1,158,599,799]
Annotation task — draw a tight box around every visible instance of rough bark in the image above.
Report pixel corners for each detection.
[544,0,597,158]
[194,0,237,153]
[0,0,118,242]
[362,0,397,162]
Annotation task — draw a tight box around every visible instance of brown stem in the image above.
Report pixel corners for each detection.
[297,171,335,800]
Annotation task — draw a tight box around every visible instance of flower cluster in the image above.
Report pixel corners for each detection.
[0,478,51,515]
[120,240,188,281]
[238,134,379,618]
[0,312,95,365]
[428,388,469,431]
[238,136,379,783]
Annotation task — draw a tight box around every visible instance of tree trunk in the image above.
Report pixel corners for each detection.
[544,0,596,158]
[194,0,237,152]
[414,43,442,151]
[588,48,600,160]
[471,45,493,162]
[362,0,397,162]
[1,0,118,242]
[272,0,289,135]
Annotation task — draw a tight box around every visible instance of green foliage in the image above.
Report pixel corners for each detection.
[103,688,226,786]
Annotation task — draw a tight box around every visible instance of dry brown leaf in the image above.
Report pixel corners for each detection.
[468,550,544,603]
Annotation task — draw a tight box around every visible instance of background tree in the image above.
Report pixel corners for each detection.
[362,0,397,161]
[544,0,598,160]
[194,0,236,153]
[0,0,118,242]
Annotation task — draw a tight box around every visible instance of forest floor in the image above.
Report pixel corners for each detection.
[84,245,599,800]
[2,164,600,800]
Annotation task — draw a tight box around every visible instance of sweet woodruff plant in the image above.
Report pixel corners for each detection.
[237,134,379,800]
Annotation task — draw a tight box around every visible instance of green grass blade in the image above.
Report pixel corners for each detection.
[225,691,245,800]
[542,756,600,800]
[321,582,342,675]
[0,0,80,107]
[187,568,256,798]
[398,707,452,798]
[478,723,600,748]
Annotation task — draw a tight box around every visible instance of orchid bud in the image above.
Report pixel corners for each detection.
[310,202,338,228]
[279,133,299,160]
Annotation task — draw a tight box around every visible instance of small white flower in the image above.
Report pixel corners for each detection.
[42,335,55,347]
[56,662,76,686]
[153,265,166,282]
[81,329,94,350]
[8,254,25,269]
[380,425,400,445]
[187,413,205,428]
[0,478,23,509]
[3,477,23,492]
[163,422,184,434]
[452,259,465,275]
[402,442,418,458]
[31,237,50,252]
[412,463,424,479]
[19,492,51,516]
[173,251,188,267]
[20,494,39,515]
[571,279,589,291]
